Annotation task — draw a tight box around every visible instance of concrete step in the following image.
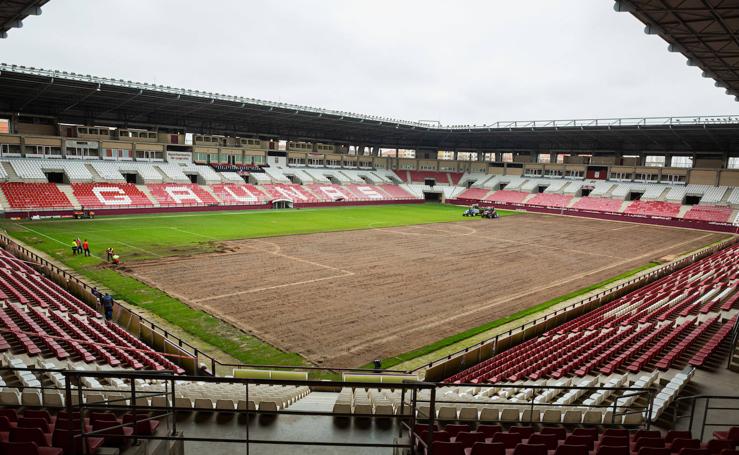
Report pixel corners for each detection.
[136,185,160,207]
[287,392,338,413]
[199,185,222,204]
[57,185,81,210]
[678,205,693,218]
[84,163,104,181]
[0,187,8,212]
[2,162,18,181]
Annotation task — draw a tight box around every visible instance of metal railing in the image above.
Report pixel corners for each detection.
[727,316,739,370]
[62,367,434,455]
[0,365,660,454]
[672,395,739,441]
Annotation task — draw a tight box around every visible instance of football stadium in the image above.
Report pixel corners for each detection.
[0,1,737,454]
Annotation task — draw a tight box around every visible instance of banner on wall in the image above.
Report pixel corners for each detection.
[166,151,192,163]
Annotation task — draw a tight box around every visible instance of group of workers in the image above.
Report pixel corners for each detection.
[71,238,90,256]
[71,240,120,264]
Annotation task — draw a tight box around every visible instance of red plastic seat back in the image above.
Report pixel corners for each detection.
[16,418,49,434]
[636,438,666,451]
[444,424,471,437]
[666,432,693,444]
[22,411,51,424]
[601,436,629,447]
[566,435,595,450]
[671,439,701,453]
[0,410,18,423]
[542,427,568,441]
[471,442,506,455]
[708,440,736,454]
[492,432,523,449]
[597,446,632,455]
[9,427,47,447]
[432,441,466,455]
[510,426,535,439]
[455,432,485,448]
[556,444,590,455]
[514,443,549,455]
[478,424,503,439]
[529,433,559,450]
[639,448,671,455]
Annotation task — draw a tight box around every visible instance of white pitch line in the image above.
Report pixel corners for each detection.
[113,240,162,258]
[166,227,356,297]
[16,224,103,260]
[192,271,353,302]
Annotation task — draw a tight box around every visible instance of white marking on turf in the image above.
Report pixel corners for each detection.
[16,224,103,259]
[165,227,356,302]
[113,240,162,258]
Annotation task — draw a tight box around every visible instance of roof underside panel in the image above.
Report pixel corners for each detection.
[618,0,739,100]
[0,0,48,37]
[0,66,738,152]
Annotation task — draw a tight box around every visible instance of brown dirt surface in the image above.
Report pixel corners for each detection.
[124,214,730,367]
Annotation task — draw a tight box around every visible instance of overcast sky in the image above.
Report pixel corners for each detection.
[1,0,737,125]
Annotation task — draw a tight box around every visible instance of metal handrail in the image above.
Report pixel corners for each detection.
[727,317,739,369]
[672,395,739,440]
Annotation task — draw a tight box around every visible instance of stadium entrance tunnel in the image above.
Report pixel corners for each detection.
[423,191,442,202]
[271,199,294,209]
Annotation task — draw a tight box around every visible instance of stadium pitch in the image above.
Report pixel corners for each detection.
[2,204,728,368]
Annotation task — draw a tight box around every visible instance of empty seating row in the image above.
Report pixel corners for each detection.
[483,190,529,204]
[527,194,573,208]
[0,183,72,209]
[624,201,681,217]
[572,197,623,212]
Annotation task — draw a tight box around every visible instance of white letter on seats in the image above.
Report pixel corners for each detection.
[275,186,308,201]
[92,187,132,206]
[319,186,348,200]
[355,186,383,199]
[165,186,202,204]
[224,186,258,203]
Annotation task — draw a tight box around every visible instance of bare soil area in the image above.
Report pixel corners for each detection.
[125,214,729,367]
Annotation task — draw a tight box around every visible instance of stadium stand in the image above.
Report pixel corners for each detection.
[445,243,739,406]
[146,184,218,206]
[259,183,322,203]
[209,183,270,205]
[0,244,183,376]
[527,193,573,208]
[0,183,72,210]
[484,190,529,204]
[683,206,733,223]
[71,183,154,208]
[571,197,624,212]
[377,184,418,200]
[89,161,126,182]
[624,201,682,217]
[458,188,492,200]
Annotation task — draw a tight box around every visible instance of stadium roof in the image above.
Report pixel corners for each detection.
[1,63,739,153]
[0,0,48,39]
[616,0,739,101]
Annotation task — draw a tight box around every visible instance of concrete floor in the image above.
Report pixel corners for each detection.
[174,392,408,455]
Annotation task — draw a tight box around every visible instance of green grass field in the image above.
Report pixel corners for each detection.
[2,204,520,368]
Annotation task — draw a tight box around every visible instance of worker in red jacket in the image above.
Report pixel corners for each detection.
[82,239,90,257]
